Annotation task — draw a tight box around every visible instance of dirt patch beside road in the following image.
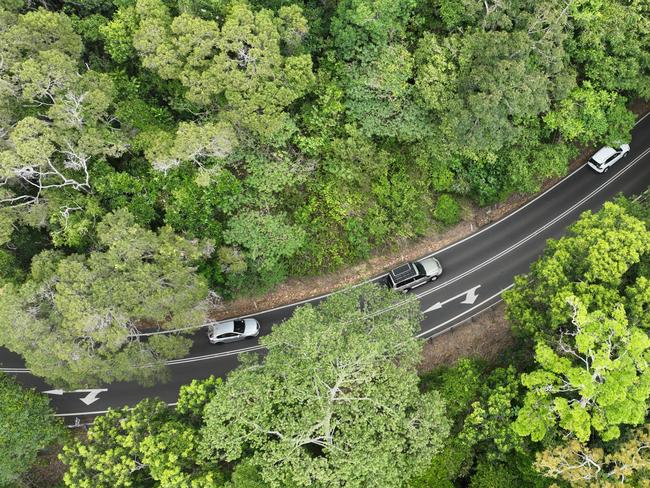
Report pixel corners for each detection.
[417,302,514,372]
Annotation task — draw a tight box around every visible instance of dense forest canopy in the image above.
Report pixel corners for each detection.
[0,0,648,386]
[0,1,648,486]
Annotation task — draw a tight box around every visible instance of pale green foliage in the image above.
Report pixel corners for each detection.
[0,8,83,65]
[627,276,650,330]
[146,121,238,172]
[513,300,650,443]
[543,82,636,146]
[0,373,64,486]
[201,284,451,487]
[100,5,139,63]
[61,397,225,488]
[0,7,127,218]
[414,33,457,113]
[0,210,211,387]
[434,194,461,226]
[505,202,650,336]
[133,0,314,142]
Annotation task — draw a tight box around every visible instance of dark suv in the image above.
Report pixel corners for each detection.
[386,256,443,292]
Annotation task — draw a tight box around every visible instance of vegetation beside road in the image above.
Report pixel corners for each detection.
[55,195,650,487]
[0,0,648,387]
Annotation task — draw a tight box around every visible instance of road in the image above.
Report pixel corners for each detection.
[2,113,650,423]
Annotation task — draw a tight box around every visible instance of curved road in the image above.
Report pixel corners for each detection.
[3,113,650,424]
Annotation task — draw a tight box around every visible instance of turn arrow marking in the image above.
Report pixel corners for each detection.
[44,388,108,405]
[424,285,481,313]
[77,389,108,406]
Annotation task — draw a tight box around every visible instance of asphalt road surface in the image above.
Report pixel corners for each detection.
[3,113,650,425]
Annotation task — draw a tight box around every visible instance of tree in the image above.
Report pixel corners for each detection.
[0,9,127,208]
[0,209,212,387]
[543,83,636,146]
[330,0,417,61]
[513,300,650,443]
[61,377,225,488]
[133,0,314,143]
[0,373,64,487]
[201,283,451,487]
[223,210,306,286]
[443,30,551,153]
[460,366,524,458]
[535,424,650,486]
[345,44,433,141]
[505,202,650,338]
[568,0,650,98]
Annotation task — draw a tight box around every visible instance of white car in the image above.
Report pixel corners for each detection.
[207,318,260,344]
[587,144,630,173]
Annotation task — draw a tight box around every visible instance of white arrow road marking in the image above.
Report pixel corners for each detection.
[43,388,108,405]
[425,285,481,313]
[76,389,108,406]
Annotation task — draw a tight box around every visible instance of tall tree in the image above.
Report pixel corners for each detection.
[534,424,650,487]
[201,283,451,487]
[133,0,314,143]
[0,209,212,387]
[513,300,650,443]
[505,202,650,338]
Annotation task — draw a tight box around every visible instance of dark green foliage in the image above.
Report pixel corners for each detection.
[0,373,65,486]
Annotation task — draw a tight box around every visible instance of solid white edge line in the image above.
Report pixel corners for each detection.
[3,113,649,398]
[232,110,650,317]
[56,402,178,418]
[58,290,515,420]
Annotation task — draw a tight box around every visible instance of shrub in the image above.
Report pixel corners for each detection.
[434,194,462,226]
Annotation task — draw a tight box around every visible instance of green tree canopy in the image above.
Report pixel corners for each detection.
[513,300,650,443]
[133,0,314,143]
[505,202,650,337]
[201,283,451,487]
[61,377,225,488]
[0,209,212,387]
[0,373,65,487]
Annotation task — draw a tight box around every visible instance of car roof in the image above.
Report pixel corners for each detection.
[210,320,235,335]
[591,146,617,164]
[209,318,257,335]
[389,262,418,282]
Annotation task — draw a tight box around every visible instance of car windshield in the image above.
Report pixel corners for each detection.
[415,262,426,276]
[233,320,246,333]
[589,158,602,168]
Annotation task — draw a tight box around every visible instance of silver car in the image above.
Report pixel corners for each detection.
[587,144,630,173]
[207,318,260,344]
[387,256,443,292]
